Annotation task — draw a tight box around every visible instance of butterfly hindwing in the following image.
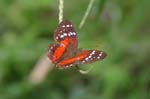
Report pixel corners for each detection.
[56,50,107,69]
[80,50,106,64]
[47,43,60,64]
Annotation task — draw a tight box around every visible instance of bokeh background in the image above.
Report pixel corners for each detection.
[0,0,150,99]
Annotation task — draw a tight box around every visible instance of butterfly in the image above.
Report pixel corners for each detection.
[47,20,107,69]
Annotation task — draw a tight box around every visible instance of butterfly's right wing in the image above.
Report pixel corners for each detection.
[56,50,107,69]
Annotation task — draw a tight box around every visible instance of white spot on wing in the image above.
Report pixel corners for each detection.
[60,35,64,38]
[50,46,53,49]
[73,32,76,35]
[56,37,59,39]
[68,33,71,36]
[88,55,92,58]
[91,51,96,54]
[69,32,72,35]
[70,64,73,66]
[64,33,67,36]
[82,61,85,63]
[99,52,103,56]
[85,57,89,61]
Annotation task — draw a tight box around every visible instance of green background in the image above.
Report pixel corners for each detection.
[0,0,150,99]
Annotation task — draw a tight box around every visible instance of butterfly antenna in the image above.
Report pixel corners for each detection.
[75,65,95,74]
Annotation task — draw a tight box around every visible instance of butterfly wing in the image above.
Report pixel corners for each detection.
[56,50,107,69]
[54,20,78,49]
[47,43,60,64]
[48,20,78,64]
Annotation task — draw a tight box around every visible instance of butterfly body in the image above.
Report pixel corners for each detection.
[48,20,106,69]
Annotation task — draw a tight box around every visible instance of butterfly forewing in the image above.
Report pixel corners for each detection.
[54,20,78,49]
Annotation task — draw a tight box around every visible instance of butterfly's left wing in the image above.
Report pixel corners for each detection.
[48,20,78,64]
[56,50,107,69]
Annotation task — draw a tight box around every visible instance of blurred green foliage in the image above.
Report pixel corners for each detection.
[0,0,150,99]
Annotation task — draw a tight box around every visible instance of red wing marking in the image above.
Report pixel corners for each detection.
[57,51,90,68]
[47,43,59,63]
[57,50,107,69]
[48,38,69,64]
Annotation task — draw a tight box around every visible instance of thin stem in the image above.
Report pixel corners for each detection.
[76,65,95,74]
[79,0,95,29]
[28,54,54,85]
[59,0,64,23]
[28,0,64,85]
